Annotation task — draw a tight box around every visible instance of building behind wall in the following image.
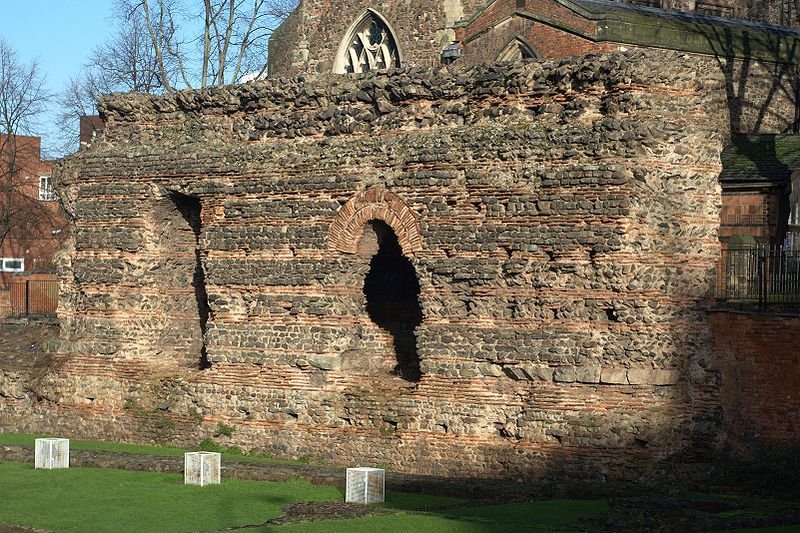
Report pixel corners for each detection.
[0,134,67,289]
[269,0,800,76]
[270,0,800,246]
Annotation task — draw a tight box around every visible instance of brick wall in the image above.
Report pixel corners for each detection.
[719,190,783,245]
[0,135,68,290]
[710,311,800,452]
[459,0,600,47]
[460,15,619,64]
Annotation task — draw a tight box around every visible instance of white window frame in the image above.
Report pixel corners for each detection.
[39,175,56,201]
[0,258,24,272]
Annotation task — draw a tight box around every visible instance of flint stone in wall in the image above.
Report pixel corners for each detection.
[477,363,504,377]
[527,366,555,381]
[503,366,532,381]
[0,373,28,400]
[305,355,343,371]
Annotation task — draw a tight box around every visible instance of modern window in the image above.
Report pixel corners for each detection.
[39,175,56,201]
[0,258,24,272]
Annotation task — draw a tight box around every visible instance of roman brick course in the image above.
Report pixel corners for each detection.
[0,49,795,481]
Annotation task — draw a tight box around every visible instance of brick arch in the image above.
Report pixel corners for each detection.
[328,188,422,256]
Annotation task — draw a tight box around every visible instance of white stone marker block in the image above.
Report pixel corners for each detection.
[184,452,221,486]
[345,467,385,504]
[34,438,70,469]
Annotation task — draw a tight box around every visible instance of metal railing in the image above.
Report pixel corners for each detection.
[717,246,800,308]
[10,278,58,316]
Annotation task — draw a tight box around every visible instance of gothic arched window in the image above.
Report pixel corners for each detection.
[496,37,538,62]
[334,10,402,74]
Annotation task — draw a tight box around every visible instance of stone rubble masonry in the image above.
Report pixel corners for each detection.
[0,49,794,481]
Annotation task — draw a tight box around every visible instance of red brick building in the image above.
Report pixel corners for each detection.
[0,134,68,290]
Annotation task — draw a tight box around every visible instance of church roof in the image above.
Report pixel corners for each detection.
[573,0,800,37]
[540,0,800,63]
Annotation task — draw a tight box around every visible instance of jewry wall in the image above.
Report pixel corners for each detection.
[0,49,796,481]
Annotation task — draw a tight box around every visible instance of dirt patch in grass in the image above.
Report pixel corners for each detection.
[271,501,394,525]
[207,501,395,530]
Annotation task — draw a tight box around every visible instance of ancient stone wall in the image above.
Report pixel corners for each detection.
[1,49,795,481]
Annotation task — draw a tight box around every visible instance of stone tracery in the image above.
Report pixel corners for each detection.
[334,10,401,74]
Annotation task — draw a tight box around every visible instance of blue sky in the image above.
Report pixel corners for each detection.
[0,2,114,154]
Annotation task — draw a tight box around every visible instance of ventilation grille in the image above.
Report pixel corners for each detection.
[35,438,70,469]
[345,467,385,504]
[184,452,221,486]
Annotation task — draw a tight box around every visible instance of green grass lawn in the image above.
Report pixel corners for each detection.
[0,461,608,532]
[0,461,339,532]
[4,433,799,531]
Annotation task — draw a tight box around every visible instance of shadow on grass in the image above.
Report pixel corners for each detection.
[245,498,610,532]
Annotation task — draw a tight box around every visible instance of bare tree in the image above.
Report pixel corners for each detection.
[54,3,170,154]
[738,0,799,27]
[89,8,167,94]
[0,38,58,255]
[128,0,297,91]
[0,39,49,142]
[54,0,295,153]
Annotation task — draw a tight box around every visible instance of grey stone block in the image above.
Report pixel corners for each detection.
[553,366,576,383]
[600,367,628,385]
[576,366,601,384]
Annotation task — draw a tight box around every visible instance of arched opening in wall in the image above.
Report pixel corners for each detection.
[166,191,211,369]
[496,36,538,62]
[333,10,402,74]
[360,220,422,381]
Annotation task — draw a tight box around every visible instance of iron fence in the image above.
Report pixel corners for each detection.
[717,246,800,308]
[10,278,58,316]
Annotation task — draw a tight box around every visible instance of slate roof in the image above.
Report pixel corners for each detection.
[720,134,800,184]
[556,0,800,63]
[571,0,800,38]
